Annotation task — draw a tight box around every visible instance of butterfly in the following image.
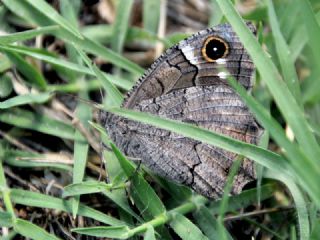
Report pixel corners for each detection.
[100,22,263,199]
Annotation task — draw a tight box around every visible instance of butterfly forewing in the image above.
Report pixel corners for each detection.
[101,22,263,199]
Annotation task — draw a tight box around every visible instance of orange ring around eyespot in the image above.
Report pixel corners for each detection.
[201,36,229,62]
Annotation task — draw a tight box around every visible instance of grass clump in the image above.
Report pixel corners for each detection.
[0,0,319,239]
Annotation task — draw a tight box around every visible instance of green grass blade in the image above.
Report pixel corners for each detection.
[72,91,91,217]
[14,219,61,240]
[143,0,160,33]
[288,24,308,61]
[6,189,125,226]
[47,78,132,93]
[215,0,320,165]
[101,150,143,222]
[0,74,13,98]
[111,143,167,219]
[217,158,242,240]
[63,181,114,197]
[0,108,75,140]
[144,225,156,240]
[226,77,320,206]
[310,219,320,240]
[2,0,144,75]
[208,183,276,213]
[0,153,15,219]
[169,213,209,240]
[265,170,310,240]
[266,0,302,105]
[106,107,290,175]
[0,25,59,44]
[60,0,78,28]
[112,0,134,54]
[76,48,123,107]
[2,0,53,26]
[295,0,320,66]
[0,44,132,90]
[81,24,113,44]
[193,206,227,240]
[72,226,130,239]
[0,92,52,109]
[70,35,144,75]
[209,0,223,26]
[295,0,320,104]
[0,211,13,227]
[0,53,12,73]
[24,0,82,38]
[3,50,47,89]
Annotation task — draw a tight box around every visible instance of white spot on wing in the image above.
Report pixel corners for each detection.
[180,45,197,64]
[218,71,228,79]
[216,58,226,64]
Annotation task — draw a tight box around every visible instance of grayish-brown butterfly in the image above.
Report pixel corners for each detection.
[100,22,263,199]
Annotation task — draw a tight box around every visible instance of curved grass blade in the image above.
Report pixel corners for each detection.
[215,0,320,166]
[106,107,290,175]
[24,0,82,39]
[226,76,320,207]
[265,170,310,240]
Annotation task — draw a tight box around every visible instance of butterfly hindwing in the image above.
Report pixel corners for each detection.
[102,85,262,198]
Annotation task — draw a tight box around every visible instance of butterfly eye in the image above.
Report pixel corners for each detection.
[202,36,229,62]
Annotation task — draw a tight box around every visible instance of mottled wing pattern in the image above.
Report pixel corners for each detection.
[101,23,263,199]
[101,86,262,198]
